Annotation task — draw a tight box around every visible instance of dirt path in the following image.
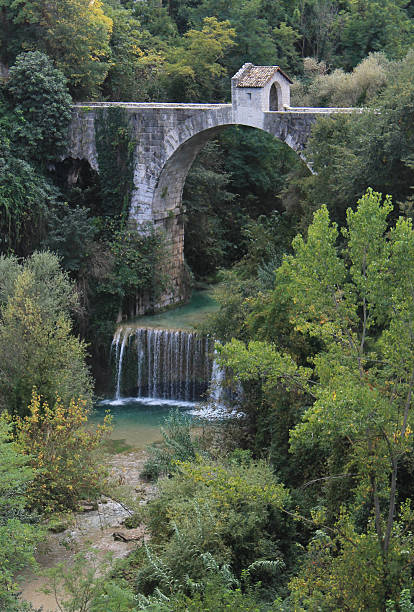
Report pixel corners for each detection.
[20,450,155,612]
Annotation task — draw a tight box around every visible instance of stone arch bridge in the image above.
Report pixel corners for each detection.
[66,64,357,313]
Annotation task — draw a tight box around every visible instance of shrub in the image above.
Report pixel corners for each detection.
[136,456,293,600]
[292,53,390,108]
[289,509,414,611]
[140,409,199,481]
[15,390,111,513]
[138,577,269,611]
[0,417,42,609]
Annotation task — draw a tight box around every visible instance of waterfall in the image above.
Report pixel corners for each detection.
[114,327,131,400]
[109,326,243,419]
[111,326,213,404]
[209,353,225,406]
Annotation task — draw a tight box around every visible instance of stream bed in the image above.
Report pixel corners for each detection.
[20,451,155,612]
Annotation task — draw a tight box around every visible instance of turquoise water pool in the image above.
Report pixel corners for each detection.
[135,289,218,330]
[90,398,198,449]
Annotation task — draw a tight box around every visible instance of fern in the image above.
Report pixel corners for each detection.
[246,558,286,576]
[142,542,177,593]
[136,588,170,610]
[200,552,239,588]
[200,552,220,573]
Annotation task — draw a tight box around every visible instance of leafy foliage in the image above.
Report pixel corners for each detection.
[0,132,58,254]
[42,550,137,612]
[0,252,92,416]
[95,107,135,219]
[137,455,292,599]
[5,51,72,161]
[42,204,97,272]
[219,189,414,606]
[141,409,199,481]
[15,390,111,513]
[0,417,42,609]
[158,17,236,102]
[1,0,112,98]
[290,50,414,228]
[289,508,414,611]
[4,0,414,608]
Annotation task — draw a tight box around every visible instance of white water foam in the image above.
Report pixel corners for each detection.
[189,405,244,420]
[107,328,244,420]
[99,397,198,409]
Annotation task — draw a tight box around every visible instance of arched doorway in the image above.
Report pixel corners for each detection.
[269,83,282,111]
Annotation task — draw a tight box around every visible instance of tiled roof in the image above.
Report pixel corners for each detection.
[236,65,293,87]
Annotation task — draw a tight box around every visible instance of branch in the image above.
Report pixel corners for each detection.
[384,367,414,554]
[301,473,357,489]
[280,507,378,572]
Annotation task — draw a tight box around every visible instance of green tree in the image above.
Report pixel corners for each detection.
[42,204,97,272]
[0,53,71,256]
[0,252,92,416]
[0,129,59,254]
[102,0,165,101]
[295,0,341,64]
[184,0,301,75]
[160,17,235,102]
[5,51,72,161]
[1,0,112,98]
[289,50,414,228]
[183,141,235,278]
[219,190,414,605]
[289,508,414,610]
[337,0,414,70]
[220,127,301,221]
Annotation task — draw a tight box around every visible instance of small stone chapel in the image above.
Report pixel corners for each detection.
[231,63,293,115]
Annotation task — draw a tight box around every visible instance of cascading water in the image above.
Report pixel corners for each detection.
[111,326,212,404]
[209,353,225,406]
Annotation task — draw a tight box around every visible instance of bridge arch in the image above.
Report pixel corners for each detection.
[151,112,313,219]
[149,118,314,311]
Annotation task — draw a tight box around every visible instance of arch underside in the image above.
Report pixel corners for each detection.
[152,118,311,216]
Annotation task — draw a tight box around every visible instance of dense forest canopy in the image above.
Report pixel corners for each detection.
[3,0,414,610]
[2,0,414,101]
